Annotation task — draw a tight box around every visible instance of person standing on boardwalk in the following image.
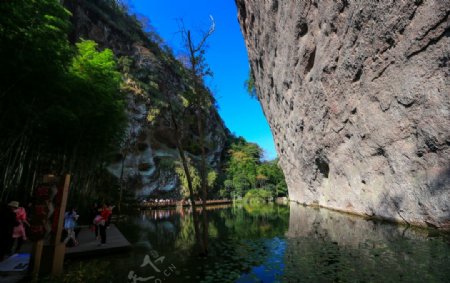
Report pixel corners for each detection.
[90,202,100,240]
[11,201,30,254]
[97,204,112,246]
[0,203,18,261]
[106,204,114,227]
[64,207,79,247]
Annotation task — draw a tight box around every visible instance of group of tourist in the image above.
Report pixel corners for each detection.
[142,198,174,204]
[140,198,196,207]
[64,203,114,247]
[91,203,114,246]
[0,201,115,262]
[0,201,29,262]
[61,203,116,248]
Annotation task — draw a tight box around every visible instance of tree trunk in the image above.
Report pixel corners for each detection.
[196,109,208,255]
[118,152,126,214]
[169,103,206,255]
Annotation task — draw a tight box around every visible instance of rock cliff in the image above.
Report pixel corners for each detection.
[236,0,450,228]
[65,0,228,198]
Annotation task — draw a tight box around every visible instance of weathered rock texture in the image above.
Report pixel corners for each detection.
[236,0,450,228]
[66,0,228,197]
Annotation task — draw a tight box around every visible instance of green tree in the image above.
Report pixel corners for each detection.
[65,40,125,158]
[175,162,201,199]
[243,188,272,203]
[0,0,73,200]
[179,18,215,202]
[0,0,126,202]
[226,141,262,192]
[178,16,216,255]
[256,159,288,197]
[219,135,287,200]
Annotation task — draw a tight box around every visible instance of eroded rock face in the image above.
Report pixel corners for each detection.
[236,0,450,228]
[67,0,228,197]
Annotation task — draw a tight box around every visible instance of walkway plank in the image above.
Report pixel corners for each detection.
[0,224,130,282]
[65,224,131,258]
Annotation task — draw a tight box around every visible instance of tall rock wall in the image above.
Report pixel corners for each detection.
[66,0,228,198]
[236,0,450,228]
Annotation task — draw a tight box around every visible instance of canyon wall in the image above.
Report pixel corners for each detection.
[66,0,228,198]
[236,0,450,228]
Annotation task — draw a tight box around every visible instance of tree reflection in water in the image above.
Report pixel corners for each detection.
[62,203,450,283]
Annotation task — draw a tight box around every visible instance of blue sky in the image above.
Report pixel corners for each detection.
[125,0,277,160]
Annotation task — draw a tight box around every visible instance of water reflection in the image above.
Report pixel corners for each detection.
[144,209,179,221]
[280,203,450,283]
[129,203,291,282]
[64,203,450,283]
[236,238,286,283]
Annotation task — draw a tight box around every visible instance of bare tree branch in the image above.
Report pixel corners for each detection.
[193,15,215,53]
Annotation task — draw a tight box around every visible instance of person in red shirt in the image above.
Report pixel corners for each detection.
[97,204,112,246]
[105,204,114,227]
[11,202,30,253]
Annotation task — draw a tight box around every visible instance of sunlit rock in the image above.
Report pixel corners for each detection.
[236,0,450,228]
[67,0,228,197]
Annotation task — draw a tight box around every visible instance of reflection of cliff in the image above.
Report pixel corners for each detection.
[286,203,429,246]
[283,203,450,282]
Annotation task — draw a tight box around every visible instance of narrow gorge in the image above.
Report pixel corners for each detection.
[236,0,450,228]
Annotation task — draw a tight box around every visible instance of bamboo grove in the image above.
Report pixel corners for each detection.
[0,0,127,202]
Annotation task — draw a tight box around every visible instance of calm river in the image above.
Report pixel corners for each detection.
[65,203,450,282]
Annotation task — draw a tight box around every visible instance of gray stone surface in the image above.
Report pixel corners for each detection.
[236,0,450,228]
[67,1,228,197]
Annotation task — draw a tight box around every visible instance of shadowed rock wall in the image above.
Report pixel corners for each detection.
[236,0,450,228]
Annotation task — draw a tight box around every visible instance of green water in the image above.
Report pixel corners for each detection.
[64,203,450,283]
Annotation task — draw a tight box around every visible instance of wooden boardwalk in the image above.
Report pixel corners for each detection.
[0,224,130,282]
[0,253,30,283]
[66,224,131,258]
